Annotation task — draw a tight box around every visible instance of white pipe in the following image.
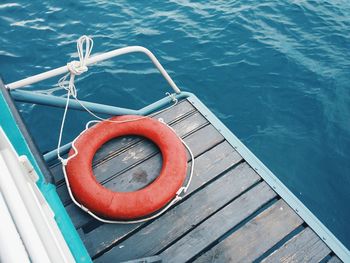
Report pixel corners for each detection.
[0,128,74,263]
[0,192,30,263]
[0,154,51,263]
[7,46,181,93]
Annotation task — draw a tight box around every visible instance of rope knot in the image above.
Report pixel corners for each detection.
[67,60,88,76]
[67,35,93,75]
[58,35,93,98]
[166,92,178,103]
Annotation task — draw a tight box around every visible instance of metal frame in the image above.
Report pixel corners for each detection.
[6,46,181,93]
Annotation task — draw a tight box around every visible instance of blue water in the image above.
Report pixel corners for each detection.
[1,0,350,249]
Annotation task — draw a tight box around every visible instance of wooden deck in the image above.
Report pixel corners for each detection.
[49,99,342,263]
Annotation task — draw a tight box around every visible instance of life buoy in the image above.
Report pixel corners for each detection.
[65,115,188,220]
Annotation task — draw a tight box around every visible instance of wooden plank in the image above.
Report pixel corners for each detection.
[328,255,343,263]
[261,227,331,263]
[94,162,263,262]
[50,100,195,184]
[159,182,276,263]
[81,142,243,257]
[194,200,304,263]
[56,113,211,205]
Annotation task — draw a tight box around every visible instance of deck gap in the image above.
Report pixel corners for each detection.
[88,159,245,237]
[319,254,333,263]
[49,153,68,170]
[166,108,198,125]
[81,219,105,234]
[93,136,153,167]
[253,224,306,263]
[168,159,246,208]
[185,135,225,161]
[176,122,209,138]
[97,151,157,186]
[90,220,155,259]
[90,159,245,258]
[301,221,309,228]
[155,178,263,255]
[190,196,281,262]
[96,139,161,187]
[323,252,341,263]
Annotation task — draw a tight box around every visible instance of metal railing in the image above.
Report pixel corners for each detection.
[6,46,181,93]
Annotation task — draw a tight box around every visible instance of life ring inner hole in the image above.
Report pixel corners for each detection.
[92,135,163,192]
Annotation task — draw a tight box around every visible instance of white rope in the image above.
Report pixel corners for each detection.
[56,35,195,224]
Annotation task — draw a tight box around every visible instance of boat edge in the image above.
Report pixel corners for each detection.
[0,78,92,263]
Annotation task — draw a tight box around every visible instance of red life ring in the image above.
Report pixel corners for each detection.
[65,115,188,220]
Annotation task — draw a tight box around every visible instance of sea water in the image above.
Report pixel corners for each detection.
[1,0,349,249]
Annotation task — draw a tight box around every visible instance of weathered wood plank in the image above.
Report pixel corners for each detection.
[261,227,331,263]
[50,100,195,184]
[159,182,276,263]
[327,255,343,263]
[93,163,262,262]
[56,113,210,205]
[194,200,304,263]
[82,142,243,257]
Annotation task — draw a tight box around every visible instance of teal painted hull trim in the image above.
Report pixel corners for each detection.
[0,91,91,262]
